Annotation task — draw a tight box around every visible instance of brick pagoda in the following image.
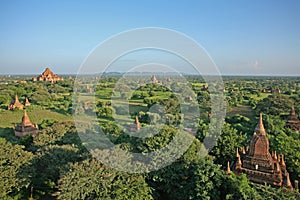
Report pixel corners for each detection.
[286,106,300,132]
[8,95,24,110]
[14,110,39,137]
[229,113,294,189]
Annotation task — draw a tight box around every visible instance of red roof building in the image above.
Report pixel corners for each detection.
[230,113,294,190]
[33,68,63,83]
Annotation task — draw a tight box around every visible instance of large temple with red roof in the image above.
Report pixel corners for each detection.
[32,67,63,83]
[228,113,296,190]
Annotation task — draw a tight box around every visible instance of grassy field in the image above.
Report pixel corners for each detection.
[0,109,73,128]
[226,105,255,119]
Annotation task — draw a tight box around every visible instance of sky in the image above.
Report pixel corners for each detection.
[0,0,299,75]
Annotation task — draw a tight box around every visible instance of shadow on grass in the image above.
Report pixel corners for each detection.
[0,127,19,144]
[49,108,72,116]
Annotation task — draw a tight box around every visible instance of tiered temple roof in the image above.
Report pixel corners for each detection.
[33,68,63,83]
[286,106,300,132]
[14,110,38,137]
[230,113,294,190]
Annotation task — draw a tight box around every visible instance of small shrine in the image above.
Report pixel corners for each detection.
[286,106,300,132]
[24,97,31,106]
[14,110,39,137]
[8,95,24,110]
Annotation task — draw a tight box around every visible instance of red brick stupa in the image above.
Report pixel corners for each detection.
[8,95,24,110]
[24,97,31,107]
[230,113,294,189]
[14,110,39,137]
[286,106,300,132]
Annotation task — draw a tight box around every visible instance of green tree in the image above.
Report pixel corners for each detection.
[31,145,83,197]
[211,123,247,166]
[58,159,153,200]
[148,138,224,200]
[221,173,262,200]
[0,139,34,199]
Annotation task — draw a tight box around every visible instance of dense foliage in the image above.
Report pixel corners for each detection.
[0,76,300,199]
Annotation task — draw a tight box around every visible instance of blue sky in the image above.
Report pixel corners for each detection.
[0,0,299,75]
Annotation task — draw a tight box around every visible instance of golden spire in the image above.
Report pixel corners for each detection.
[286,173,292,188]
[281,154,286,167]
[21,110,33,127]
[275,162,281,172]
[242,146,246,154]
[14,94,21,104]
[227,161,231,173]
[236,147,240,158]
[135,115,140,131]
[236,156,242,169]
[255,113,266,135]
[25,97,30,106]
[274,151,278,161]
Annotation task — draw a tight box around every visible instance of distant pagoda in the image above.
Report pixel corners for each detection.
[8,95,24,110]
[32,67,63,83]
[229,113,294,190]
[129,115,141,132]
[24,97,31,106]
[286,106,300,132]
[151,75,158,84]
[14,110,39,137]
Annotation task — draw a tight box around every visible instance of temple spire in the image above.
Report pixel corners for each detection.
[281,154,286,167]
[285,173,292,188]
[291,106,296,116]
[135,115,141,131]
[227,161,231,173]
[25,97,30,106]
[242,147,246,154]
[275,162,281,172]
[255,113,266,135]
[236,148,240,158]
[21,110,33,127]
[8,95,24,110]
[236,156,242,169]
[15,95,20,103]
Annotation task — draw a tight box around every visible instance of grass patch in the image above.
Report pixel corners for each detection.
[227,105,255,120]
[0,109,72,128]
